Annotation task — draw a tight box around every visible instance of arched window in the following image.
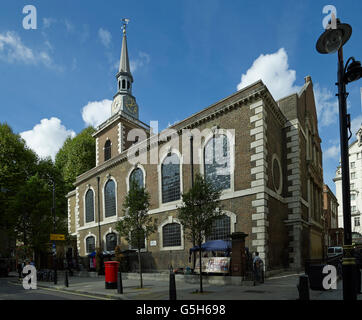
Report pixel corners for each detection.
[204,134,230,191]
[86,236,95,253]
[106,233,117,251]
[130,168,144,189]
[161,153,180,203]
[122,79,126,89]
[118,80,120,90]
[162,223,181,248]
[85,189,94,223]
[104,140,111,161]
[104,180,116,217]
[127,81,130,90]
[206,215,231,241]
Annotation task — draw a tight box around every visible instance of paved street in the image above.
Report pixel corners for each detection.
[0,277,110,300]
[3,271,360,300]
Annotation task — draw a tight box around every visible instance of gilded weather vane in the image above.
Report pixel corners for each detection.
[121,18,130,34]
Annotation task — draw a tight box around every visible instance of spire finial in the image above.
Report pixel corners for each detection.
[121,18,130,35]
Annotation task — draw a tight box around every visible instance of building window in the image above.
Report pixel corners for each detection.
[106,233,117,251]
[351,183,355,190]
[130,168,144,188]
[85,189,94,223]
[355,217,360,227]
[161,153,180,203]
[351,162,356,169]
[351,172,356,180]
[351,206,357,213]
[122,79,125,89]
[127,81,130,90]
[104,179,116,217]
[104,140,111,161]
[162,223,181,248]
[351,194,356,201]
[204,134,230,191]
[86,236,95,253]
[206,215,231,241]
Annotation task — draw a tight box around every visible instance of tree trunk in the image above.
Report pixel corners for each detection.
[199,241,203,293]
[138,248,143,288]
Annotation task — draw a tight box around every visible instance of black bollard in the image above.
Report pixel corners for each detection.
[169,270,177,300]
[117,271,123,294]
[65,270,69,287]
[297,274,310,300]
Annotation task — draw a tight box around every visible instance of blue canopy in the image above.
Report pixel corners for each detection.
[189,240,231,253]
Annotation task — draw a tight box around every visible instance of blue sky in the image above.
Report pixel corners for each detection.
[1,0,362,193]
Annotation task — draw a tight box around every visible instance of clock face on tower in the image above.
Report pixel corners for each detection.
[124,96,138,117]
[111,95,122,114]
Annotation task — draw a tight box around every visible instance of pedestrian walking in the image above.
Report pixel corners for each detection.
[253,252,263,283]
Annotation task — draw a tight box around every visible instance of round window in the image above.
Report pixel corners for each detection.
[272,155,282,195]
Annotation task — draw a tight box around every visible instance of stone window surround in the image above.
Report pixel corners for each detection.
[103,227,120,251]
[84,233,97,254]
[199,129,235,196]
[102,175,118,223]
[126,164,147,192]
[83,185,96,226]
[158,216,184,251]
[157,148,183,209]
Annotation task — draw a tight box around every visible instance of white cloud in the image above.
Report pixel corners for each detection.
[98,28,112,48]
[0,31,60,70]
[324,144,340,160]
[43,17,57,29]
[313,84,339,127]
[237,48,300,101]
[81,99,112,128]
[130,52,150,73]
[20,118,75,160]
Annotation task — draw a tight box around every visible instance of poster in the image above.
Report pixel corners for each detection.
[194,257,230,274]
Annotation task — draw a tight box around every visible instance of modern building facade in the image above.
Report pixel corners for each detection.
[67,27,325,272]
[334,126,362,237]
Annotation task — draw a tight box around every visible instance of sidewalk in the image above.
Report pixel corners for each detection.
[9,271,362,300]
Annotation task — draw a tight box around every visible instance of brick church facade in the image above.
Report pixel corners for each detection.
[67,26,325,272]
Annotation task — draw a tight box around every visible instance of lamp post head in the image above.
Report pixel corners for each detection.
[344,59,362,83]
[316,19,352,54]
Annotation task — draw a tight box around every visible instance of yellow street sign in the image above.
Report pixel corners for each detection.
[50,234,65,241]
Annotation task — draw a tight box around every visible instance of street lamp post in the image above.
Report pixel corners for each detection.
[316,18,362,300]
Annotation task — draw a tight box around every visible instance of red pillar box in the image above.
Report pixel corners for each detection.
[104,261,119,289]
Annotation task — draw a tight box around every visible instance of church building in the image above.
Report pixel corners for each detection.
[67,25,325,272]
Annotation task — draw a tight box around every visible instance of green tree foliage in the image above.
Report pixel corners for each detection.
[115,179,157,288]
[0,122,68,262]
[177,173,222,293]
[55,126,95,191]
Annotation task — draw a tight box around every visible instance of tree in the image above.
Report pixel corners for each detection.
[177,173,222,293]
[55,126,95,191]
[115,179,157,288]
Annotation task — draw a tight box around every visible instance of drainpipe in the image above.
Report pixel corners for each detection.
[97,177,101,249]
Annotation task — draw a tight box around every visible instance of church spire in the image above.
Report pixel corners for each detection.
[111,19,139,119]
[119,20,132,76]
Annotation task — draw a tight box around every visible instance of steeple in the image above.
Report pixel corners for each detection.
[111,19,139,119]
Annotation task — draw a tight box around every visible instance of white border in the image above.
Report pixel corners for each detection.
[83,185,96,225]
[102,175,118,223]
[126,164,147,192]
[84,232,97,254]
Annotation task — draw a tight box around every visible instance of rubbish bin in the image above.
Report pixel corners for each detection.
[104,261,119,289]
[308,264,327,291]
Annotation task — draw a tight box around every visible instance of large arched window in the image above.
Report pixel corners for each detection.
[162,223,181,248]
[130,168,144,189]
[206,215,231,241]
[85,189,94,223]
[86,236,95,253]
[204,134,230,191]
[106,233,117,251]
[161,153,180,203]
[104,179,116,218]
[104,140,111,161]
